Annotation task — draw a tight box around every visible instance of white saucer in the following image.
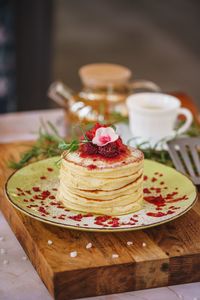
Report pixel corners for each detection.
[116,123,176,151]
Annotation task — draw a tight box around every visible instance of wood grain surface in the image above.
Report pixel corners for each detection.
[0,142,200,300]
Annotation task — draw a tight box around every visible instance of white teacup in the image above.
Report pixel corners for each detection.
[126,92,193,145]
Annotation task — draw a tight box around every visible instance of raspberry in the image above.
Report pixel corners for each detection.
[80,142,98,155]
[114,137,123,147]
[85,131,94,141]
[98,143,120,157]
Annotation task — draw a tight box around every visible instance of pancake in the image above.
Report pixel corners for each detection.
[60,174,143,200]
[57,145,144,215]
[59,167,143,191]
[57,189,143,215]
[62,148,143,177]
[59,186,143,207]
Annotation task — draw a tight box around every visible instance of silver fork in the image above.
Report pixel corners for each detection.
[167,137,200,185]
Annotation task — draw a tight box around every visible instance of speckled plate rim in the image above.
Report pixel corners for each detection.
[4,158,198,232]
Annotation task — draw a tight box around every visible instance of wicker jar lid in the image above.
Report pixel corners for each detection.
[79,63,132,88]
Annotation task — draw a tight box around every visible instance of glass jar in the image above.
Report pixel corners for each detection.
[48,63,160,136]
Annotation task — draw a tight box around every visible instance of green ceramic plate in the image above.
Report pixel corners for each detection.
[5,157,197,232]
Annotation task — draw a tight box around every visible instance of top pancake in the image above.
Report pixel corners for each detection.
[62,146,144,178]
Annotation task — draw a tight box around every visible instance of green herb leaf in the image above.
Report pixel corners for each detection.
[58,141,71,150]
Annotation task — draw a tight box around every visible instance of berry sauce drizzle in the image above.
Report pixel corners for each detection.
[13,166,190,228]
[143,173,188,218]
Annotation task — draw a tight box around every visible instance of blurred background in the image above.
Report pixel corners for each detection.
[0,0,200,113]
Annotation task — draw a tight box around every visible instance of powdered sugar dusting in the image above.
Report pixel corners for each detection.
[65,147,143,169]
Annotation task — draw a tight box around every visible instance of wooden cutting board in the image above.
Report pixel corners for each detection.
[1,142,200,300]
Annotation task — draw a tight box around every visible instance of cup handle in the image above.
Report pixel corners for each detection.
[176,108,193,135]
[130,80,161,92]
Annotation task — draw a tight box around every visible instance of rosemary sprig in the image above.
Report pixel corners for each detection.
[140,146,173,167]
[8,122,91,170]
[108,111,128,124]
[127,137,174,167]
[128,120,200,167]
[179,119,200,137]
[8,121,65,169]
[8,119,200,170]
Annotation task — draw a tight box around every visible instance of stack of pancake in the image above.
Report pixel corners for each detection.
[57,147,144,215]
